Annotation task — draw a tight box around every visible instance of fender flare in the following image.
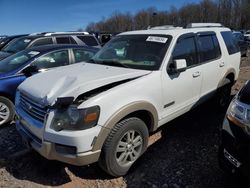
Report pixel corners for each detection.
[92,101,158,151]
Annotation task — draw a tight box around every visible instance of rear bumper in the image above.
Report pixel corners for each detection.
[16,119,101,166]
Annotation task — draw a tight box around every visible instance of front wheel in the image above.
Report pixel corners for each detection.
[99,117,149,177]
[0,96,15,126]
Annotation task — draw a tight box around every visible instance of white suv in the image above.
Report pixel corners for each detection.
[15,23,240,176]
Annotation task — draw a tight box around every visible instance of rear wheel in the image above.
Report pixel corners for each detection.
[99,117,149,177]
[216,83,232,109]
[0,96,15,126]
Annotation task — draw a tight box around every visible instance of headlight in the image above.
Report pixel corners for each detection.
[227,99,250,134]
[51,105,100,131]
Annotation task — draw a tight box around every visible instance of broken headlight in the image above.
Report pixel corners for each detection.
[51,105,100,131]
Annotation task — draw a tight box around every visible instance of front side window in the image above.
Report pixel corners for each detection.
[2,37,33,53]
[90,35,171,70]
[0,50,40,73]
[198,34,221,62]
[221,31,240,55]
[31,38,53,47]
[73,49,96,63]
[32,50,69,69]
[172,36,198,67]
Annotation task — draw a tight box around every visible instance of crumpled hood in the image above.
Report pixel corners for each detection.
[18,63,151,106]
[0,51,11,61]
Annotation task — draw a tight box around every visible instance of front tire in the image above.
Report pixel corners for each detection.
[99,117,149,177]
[0,96,15,126]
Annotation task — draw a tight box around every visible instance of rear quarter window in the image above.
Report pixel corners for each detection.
[221,31,240,55]
[77,35,99,46]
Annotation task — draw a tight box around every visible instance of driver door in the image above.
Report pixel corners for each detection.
[161,34,203,122]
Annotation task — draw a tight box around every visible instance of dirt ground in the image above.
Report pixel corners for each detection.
[0,56,250,188]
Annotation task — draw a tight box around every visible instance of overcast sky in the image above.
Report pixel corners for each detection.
[0,0,200,35]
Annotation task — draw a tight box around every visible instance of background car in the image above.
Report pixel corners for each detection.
[219,80,250,178]
[232,31,249,57]
[0,44,98,126]
[0,34,28,50]
[0,32,100,61]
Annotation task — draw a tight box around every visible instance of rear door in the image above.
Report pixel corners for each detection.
[197,32,223,97]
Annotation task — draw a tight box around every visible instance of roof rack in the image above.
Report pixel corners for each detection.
[186,23,224,28]
[44,31,89,36]
[149,25,183,30]
[29,32,53,36]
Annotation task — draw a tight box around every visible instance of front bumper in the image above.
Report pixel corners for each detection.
[16,120,101,166]
[219,117,250,177]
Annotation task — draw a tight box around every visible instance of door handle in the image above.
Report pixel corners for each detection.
[192,71,201,78]
[219,62,225,67]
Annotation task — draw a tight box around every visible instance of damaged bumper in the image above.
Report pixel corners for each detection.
[16,118,101,166]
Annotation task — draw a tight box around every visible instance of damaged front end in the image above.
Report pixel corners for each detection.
[50,78,138,132]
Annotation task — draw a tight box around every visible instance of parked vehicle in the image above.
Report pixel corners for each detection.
[0,32,100,61]
[15,23,240,177]
[0,35,7,39]
[219,80,250,178]
[0,44,98,126]
[244,30,250,41]
[232,31,249,57]
[0,34,28,50]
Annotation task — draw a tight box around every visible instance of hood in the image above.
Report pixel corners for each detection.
[238,80,250,105]
[0,51,11,61]
[18,63,151,106]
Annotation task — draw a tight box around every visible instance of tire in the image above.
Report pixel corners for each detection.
[216,83,232,109]
[0,96,15,126]
[99,117,149,177]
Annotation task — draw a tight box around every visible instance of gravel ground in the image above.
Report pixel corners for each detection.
[0,56,250,188]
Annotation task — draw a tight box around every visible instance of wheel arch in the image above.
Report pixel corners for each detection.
[92,101,159,151]
[218,69,236,88]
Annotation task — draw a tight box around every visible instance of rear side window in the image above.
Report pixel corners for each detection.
[31,38,53,47]
[221,31,240,55]
[73,49,96,63]
[198,34,221,62]
[172,36,198,67]
[56,37,71,44]
[77,35,98,46]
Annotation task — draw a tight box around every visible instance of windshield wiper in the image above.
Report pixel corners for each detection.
[101,60,129,68]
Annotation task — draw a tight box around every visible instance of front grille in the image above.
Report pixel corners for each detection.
[19,93,48,122]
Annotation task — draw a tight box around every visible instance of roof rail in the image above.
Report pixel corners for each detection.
[44,31,89,36]
[186,23,224,28]
[149,25,183,30]
[29,32,53,36]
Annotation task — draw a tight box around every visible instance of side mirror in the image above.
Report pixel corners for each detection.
[174,59,187,73]
[22,65,39,76]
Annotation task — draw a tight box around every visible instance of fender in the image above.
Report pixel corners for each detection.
[217,68,236,88]
[92,101,158,151]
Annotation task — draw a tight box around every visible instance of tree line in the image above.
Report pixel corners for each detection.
[84,0,250,32]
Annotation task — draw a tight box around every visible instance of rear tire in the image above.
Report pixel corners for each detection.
[0,96,15,126]
[216,83,232,109]
[99,117,149,177]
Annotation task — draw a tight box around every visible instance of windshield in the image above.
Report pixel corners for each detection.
[2,37,33,53]
[90,34,171,70]
[0,50,40,73]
